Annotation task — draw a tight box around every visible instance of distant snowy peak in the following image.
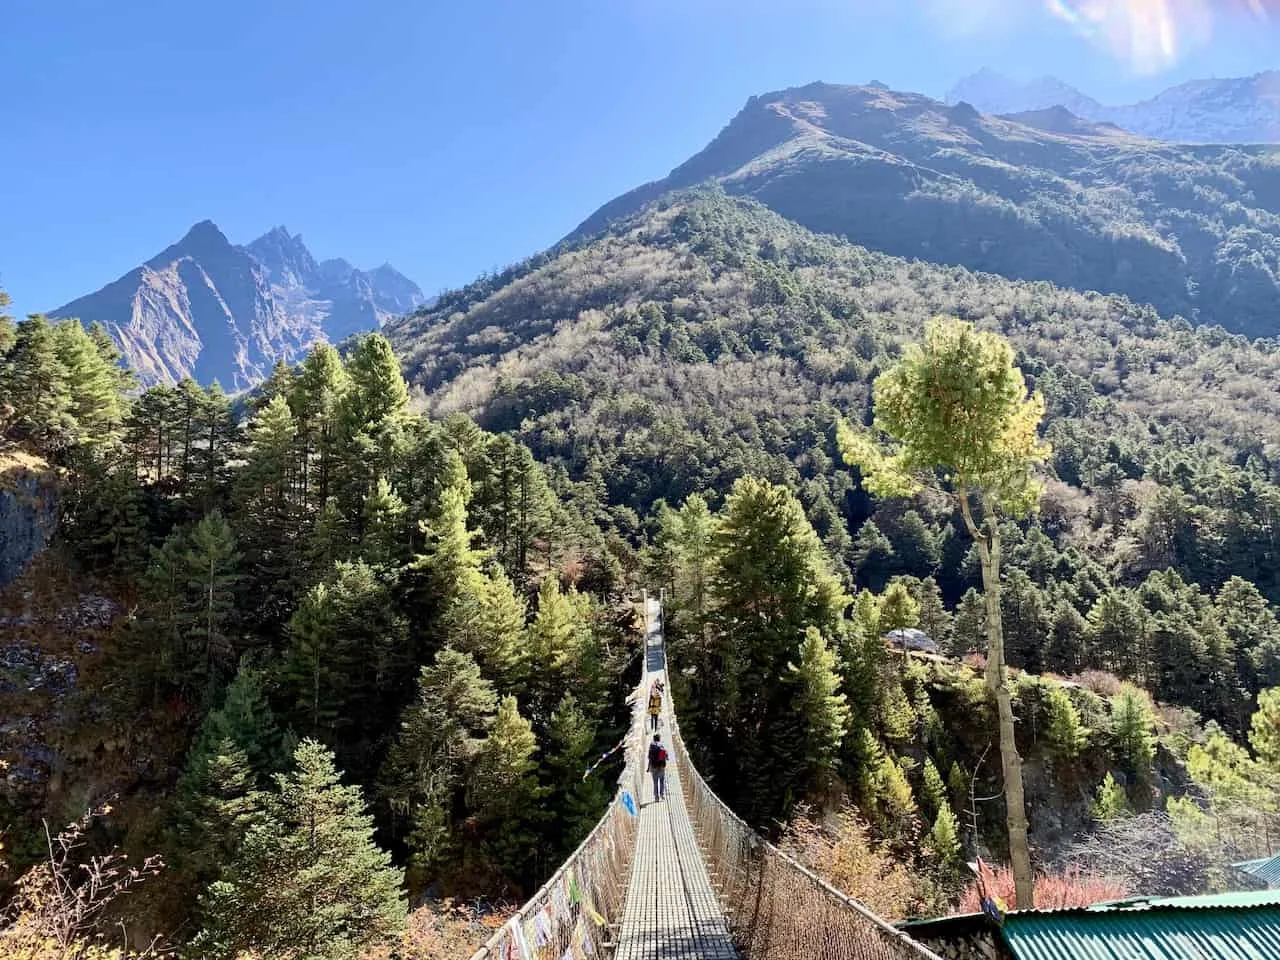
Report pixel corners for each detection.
[947,68,1280,144]
[947,69,1103,120]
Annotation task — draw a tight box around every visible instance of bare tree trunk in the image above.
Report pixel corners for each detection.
[960,491,1034,909]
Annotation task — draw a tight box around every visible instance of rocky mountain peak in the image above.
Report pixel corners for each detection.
[146,218,236,269]
[947,68,1280,143]
[49,222,425,389]
[246,226,320,287]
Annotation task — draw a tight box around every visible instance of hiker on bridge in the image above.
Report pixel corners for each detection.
[647,680,663,731]
[647,733,668,802]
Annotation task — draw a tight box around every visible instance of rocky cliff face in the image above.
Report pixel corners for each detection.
[0,454,59,590]
[947,68,1280,144]
[49,223,425,390]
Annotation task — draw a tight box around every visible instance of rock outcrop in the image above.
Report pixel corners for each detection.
[0,453,59,590]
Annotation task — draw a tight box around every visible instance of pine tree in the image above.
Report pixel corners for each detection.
[910,577,954,654]
[471,434,556,581]
[1092,772,1131,821]
[131,512,240,702]
[61,454,151,575]
[674,492,714,620]
[1250,687,1280,769]
[525,576,583,717]
[255,359,296,413]
[1002,569,1051,674]
[333,334,410,519]
[379,648,497,882]
[0,286,15,356]
[947,760,970,813]
[303,500,349,587]
[851,519,895,592]
[953,588,986,657]
[53,318,127,448]
[404,462,483,635]
[707,477,849,819]
[172,739,269,906]
[283,561,410,770]
[1046,599,1088,674]
[921,757,948,820]
[1,314,72,448]
[873,755,919,841]
[165,377,207,493]
[1110,684,1156,794]
[885,510,942,575]
[879,580,920,635]
[170,667,288,913]
[446,564,528,691]
[237,394,303,628]
[929,803,963,868]
[360,476,407,570]
[193,740,406,960]
[202,665,291,779]
[291,342,350,511]
[87,321,135,397]
[341,333,409,430]
[840,318,1050,906]
[179,510,241,689]
[1218,578,1280,698]
[546,693,609,855]
[1088,590,1148,682]
[879,676,917,746]
[787,627,851,789]
[466,696,544,887]
[1043,685,1090,762]
[197,381,239,508]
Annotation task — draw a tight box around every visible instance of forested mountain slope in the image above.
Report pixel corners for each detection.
[0,307,633,954]
[386,191,1280,912]
[570,82,1280,337]
[390,190,1280,714]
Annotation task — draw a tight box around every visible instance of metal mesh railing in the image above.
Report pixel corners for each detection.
[467,610,651,960]
[669,716,944,960]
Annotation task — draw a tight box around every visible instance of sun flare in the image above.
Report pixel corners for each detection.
[1044,0,1275,72]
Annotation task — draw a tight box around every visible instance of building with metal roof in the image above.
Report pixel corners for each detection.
[902,890,1280,960]
[1232,854,1280,890]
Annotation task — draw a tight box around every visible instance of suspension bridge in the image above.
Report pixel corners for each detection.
[468,598,943,960]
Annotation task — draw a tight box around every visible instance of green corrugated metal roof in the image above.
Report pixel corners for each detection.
[1001,892,1280,960]
[1233,855,1280,888]
[1091,890,1280,910]
[1003,908,1280,960]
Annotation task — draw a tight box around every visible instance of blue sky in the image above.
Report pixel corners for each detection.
[2,0,1275,318]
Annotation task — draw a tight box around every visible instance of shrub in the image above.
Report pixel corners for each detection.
[1072,670,1124,698]
[780,806,926,920]
[397,900,516,959]
[956,864,1128,912]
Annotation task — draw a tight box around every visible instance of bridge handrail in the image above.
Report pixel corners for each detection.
[466,610,650,960]
[669,704,944,959]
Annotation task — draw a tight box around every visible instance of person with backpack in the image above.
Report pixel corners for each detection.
[647,683,662,731]
[647,733,668,802]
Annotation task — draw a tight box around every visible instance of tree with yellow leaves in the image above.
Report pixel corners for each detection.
[838,318,1049,908]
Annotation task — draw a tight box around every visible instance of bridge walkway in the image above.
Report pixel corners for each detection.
[613,600,737,959]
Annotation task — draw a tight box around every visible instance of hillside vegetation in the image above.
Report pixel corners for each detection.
[0,302,636,957]
[572,82,1280,337]
[390,190,1280,903]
